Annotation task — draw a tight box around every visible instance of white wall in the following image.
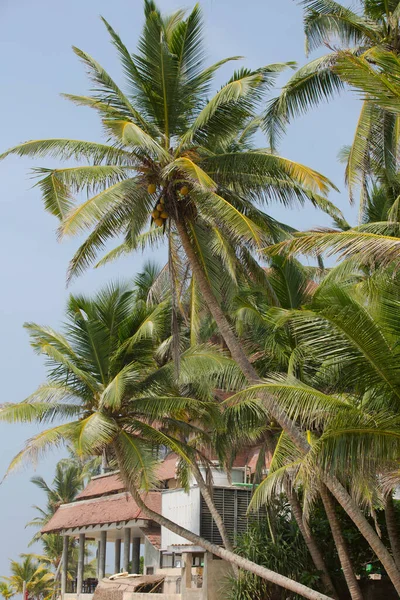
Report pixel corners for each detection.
[161,487,201,548]
[194,467,244,487]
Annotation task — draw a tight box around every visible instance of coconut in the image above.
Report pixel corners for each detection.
[151,210,160,219]
[180,186,189,196]
[156,203,163,211]
[154,218,163,227]
[160,211,169,219]
[147,183,156,194]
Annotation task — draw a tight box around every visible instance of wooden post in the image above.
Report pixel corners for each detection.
[99,530,107,580]
[123,528,131,572]
[131,538,141,574]
[77,533,85,596]
[61,535,69,599]
[114,539,121,574]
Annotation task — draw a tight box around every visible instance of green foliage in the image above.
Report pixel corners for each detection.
[227,498,321,600]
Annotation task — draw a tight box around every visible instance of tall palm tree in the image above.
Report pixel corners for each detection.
[1,1,396,590]
[0,282,332,600]
[265,0,400,213]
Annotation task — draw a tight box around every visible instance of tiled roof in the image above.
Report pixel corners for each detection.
[76,473,125,500]
[232,445,272,473]
[76,456,178,501]
[156,453,178,481]
[140,526,161,550]
[41,491,161,533]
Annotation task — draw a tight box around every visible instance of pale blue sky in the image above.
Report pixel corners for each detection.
[0,0,359,578]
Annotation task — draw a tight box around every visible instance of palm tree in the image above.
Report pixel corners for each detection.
[0,282,333,600]
[265,0,400,213]
[228,268,361,600]
[1,1,396,590]
[28,460,86,535]
[3,556,54,600]
[26,459,94,597]
[231,277,400,591]
[0,583,14,600]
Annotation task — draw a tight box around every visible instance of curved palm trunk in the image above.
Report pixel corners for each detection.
[113,464,334,599]
[175,217,400,595]
[385,492,400,571]
[319,485,363,600]
[285,482,338,599]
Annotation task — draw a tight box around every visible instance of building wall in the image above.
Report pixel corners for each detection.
[194,468,244,487]
[161,488,201,548]
[144,538,160,574]
[203,554,233,600]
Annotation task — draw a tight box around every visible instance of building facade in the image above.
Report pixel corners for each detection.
[42,448,269,600]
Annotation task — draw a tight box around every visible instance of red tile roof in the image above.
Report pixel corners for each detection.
[76,473,125,500]
[77,456,178,501]
[140,526,161,550]
[232,446,272,473]
[156,453,178,481]
[41,491,161,533]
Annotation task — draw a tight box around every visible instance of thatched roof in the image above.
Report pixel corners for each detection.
[94,575,165,600]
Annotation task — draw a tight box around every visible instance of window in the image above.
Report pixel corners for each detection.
[200,487,265,544]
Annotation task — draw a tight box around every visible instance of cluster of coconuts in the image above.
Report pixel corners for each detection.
[147,183,190,227]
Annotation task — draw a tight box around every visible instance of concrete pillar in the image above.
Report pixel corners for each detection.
[123,528,131,572]
[184,553,193,589]
[77,533,85,596]
[131,538,141,574]
[98,530,107,580]
[96,541,101,578]
[114,539,121,574]
[61,535,69,599]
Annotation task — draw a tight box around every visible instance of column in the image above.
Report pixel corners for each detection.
[184,553,193,589]
[96,541,101,578]
[114,539,121,574]
[77,533,85,596]
[131,538,140,574]
[123,528,131,572]
[98,530,107,580]
[61,535,69,599]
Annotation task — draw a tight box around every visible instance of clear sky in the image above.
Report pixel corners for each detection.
[0,0,359,578]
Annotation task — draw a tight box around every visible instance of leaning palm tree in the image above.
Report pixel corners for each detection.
[1,3,397,587]
[265,0,400,213]
[0,282,332,600]
[230,278,400,589]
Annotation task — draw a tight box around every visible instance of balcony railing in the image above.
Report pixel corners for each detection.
[67,578,98,594]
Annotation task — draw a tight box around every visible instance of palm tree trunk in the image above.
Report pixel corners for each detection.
[113,465,334,600]
[285,482,338,599]
[190,462,235,553]
[385,492,400,571]
[319,485,363,600]
[175,216,400,595]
